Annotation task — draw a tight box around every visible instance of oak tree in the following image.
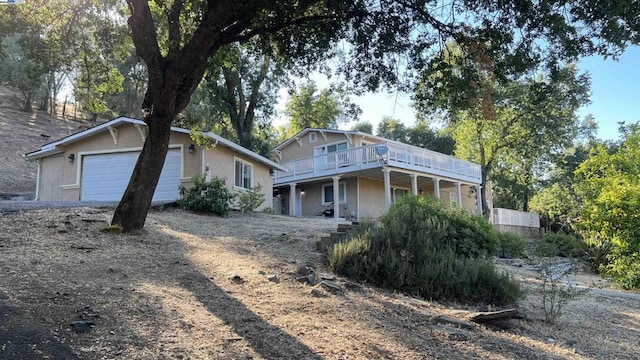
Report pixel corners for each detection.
[114,0,640,231]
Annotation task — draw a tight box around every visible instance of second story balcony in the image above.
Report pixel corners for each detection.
[273,142,482,185]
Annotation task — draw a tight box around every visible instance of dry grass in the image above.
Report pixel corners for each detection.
[1,207,639,359]
[0,86,91,195]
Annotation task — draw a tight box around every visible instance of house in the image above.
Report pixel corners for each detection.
[25,116,286,210]
[272,128,488,220]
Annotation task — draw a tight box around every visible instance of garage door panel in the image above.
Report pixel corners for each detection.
[81,149,181,201]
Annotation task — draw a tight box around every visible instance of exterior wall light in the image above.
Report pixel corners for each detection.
[188,144,195,153]
[68,153,75,163]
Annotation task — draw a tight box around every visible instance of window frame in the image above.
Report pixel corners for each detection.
[314,140,349,155]
[233,157,253,190]
[309,132,317,143]
[391,186,410,203]
[322,181,346,205]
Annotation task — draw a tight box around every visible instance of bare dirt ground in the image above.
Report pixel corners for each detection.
[1,207,639,359]
[0,86,89,196]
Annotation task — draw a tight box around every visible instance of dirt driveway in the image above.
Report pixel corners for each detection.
[1,206,639,359]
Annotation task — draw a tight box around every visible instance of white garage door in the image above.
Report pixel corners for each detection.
[81,149,182,201]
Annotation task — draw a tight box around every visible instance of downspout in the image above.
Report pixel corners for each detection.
[34,159,41,201]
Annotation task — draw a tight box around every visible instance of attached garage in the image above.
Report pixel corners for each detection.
[80,149,181,201]
[25,117,286,210]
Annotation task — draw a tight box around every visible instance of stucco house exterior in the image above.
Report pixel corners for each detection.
[25,116,285,210]
[272,128,489,220]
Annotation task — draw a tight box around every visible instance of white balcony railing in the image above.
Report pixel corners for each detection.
[273,142,482,184]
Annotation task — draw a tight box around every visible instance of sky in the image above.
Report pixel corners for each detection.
[277,46,640,142]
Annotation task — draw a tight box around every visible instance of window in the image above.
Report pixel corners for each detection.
[323,182,346,204]
[309,132,317,143]
[392,187,409,203]
[234,159,253,189]
[326,142,348,153]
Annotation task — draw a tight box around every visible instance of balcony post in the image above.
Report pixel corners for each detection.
[432,178,440,199]
[455,182,462,208]
[410,173,418,196]
[382,167,392,210]
[289,182,297,216]
[476,185,483,215]
[332,176,341,221]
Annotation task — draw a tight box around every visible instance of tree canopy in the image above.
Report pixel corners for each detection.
[4,0,640,232]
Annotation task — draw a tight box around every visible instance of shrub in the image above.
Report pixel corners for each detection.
[329,196,523,305]
[178,175,235,216]
[583,236,611,274]
[237,184,265,212]
[536,261,589,323]
[496,232,527,258]
[535,233,585,258]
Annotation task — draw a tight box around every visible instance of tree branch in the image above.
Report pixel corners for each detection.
[167,0,185,58]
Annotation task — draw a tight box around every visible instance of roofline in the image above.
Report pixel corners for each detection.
[273,127,375,151]
[25,116,287,171]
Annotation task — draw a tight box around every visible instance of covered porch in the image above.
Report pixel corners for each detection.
[273,166,483,221]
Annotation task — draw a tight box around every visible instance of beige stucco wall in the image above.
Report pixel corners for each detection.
[357,177,388,220]
[38,156,64,201]
[46,124,201,201]
[297,177,357,219]
[203,145,273,211]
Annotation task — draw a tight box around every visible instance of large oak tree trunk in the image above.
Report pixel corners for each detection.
[111,111,172,232]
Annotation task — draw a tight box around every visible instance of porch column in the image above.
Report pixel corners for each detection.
[476,185,483,215]
[410,174,419,196]
[432,178,441,199]
[382,168,392,210]
[455,182,462,207]
[289,182,296,216]
[332,176,341,221]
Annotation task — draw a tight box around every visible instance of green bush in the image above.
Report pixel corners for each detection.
[535,233,585,258]
[237,184,265,212]
[496,232,527,258]
[329,196,522,305]
[178,175,235,216]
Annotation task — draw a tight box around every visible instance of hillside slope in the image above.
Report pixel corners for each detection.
[0,86,90,196]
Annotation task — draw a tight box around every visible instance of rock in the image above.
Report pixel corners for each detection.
[429,324,471,341]
[319,280,343,294]
[434,316,475,330]
[229,273,245,284]
[310,289,326,297]
[307,272,317,285]
[319,273,336,281]
[469,309,520,323]
[564,340,578,347]
[296,265,314,276]
[266,274,279,283]
[258,270,266,275]
[70,320,94,333]
[547,337,556,344]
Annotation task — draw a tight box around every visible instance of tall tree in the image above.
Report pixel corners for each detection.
[103,0,640,232]
[574,123,640,289]
[376,117,407,141]
[405,121,455,155]
[180,43,284,152]
[278,82,358,141]
[416,60,590,217]
[351,120,373,134]
[0,35,45,112]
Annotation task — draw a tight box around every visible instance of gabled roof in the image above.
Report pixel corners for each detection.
[272,127,389,151]
[25,116,287,171]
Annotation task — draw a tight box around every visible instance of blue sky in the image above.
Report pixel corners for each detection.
[279,46,640,142]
